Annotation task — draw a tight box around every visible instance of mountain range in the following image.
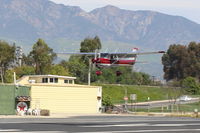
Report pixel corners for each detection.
[1,0,200,78]
[0,0,200,51]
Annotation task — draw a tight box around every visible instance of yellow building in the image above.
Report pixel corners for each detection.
[17,75,102,114]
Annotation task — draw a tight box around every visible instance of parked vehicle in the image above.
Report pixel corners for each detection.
[177,95,192,101]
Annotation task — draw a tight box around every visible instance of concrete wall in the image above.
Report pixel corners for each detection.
[0,85,30,115]
[30,84,102,114]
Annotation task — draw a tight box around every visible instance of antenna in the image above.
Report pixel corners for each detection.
[16,46,23,67]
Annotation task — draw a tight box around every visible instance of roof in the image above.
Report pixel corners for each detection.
[25,75,76,80]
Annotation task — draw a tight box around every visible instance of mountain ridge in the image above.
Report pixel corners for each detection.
[0,0,200,51]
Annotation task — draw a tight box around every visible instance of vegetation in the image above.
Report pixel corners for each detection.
[28,39,57,74]
[101,84,167,104]
[63,36,153,84]
[91,67,152,85]
[0,37,153,85]
[61,56,87,83]
[1,37,200,98]
[162,42,200,81]
[162,42,200,95]
[135,102,200,113]
[0,41,15,83]
[181,77,200,95]
[4,66,35,83]
[102,94,113,106]
[0,39,69,82]
[80,36,102,52]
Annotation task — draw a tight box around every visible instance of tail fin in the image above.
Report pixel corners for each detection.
[132,48,139,52]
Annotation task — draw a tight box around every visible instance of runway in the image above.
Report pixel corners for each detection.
[0,115,200,133]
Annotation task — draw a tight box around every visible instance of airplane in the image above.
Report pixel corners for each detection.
[58,49,165,68]
[57,49,165,76]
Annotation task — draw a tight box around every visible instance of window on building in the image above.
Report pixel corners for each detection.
[69,80,73,84]
[42,78,48,83]
[64,80,73,84]
[64,80,69,84]
[54,78,58,83]
[50,78,54,83]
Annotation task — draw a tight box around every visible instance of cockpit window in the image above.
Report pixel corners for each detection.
[101,53,109,58]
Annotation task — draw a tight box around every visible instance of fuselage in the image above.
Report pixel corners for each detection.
[92,53,137,67]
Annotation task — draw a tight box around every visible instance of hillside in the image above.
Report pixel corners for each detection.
[102,84,167,104]
[0,0,200,50]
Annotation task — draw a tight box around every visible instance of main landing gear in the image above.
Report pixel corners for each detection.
[95,70,122,76]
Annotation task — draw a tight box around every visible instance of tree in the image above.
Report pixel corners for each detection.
[162,42,200,81]
[21,54,34,66]
[0,41,15,82]
[66,55,88,83]
[14,66,35,77]
[4,69,15,83]
[162,44,192,81]
[66,36,102,83]
[187,42,200,80]
[49,64,69,76]
[181,77,200,95]
[4,66,35,83]
[91,67,152,85]
[80,36,102,66]
[29,39,56,74]
[80,36,102,52]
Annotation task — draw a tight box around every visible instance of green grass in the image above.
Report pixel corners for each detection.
[128,102,200,113]
[178,102,200,112]
[102,84,168,104]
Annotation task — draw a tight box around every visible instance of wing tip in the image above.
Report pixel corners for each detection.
[158,51,165,53]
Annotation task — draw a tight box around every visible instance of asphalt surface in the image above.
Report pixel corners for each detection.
[0,115,200,133]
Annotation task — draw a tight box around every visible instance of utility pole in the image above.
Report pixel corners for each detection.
[152,76,156,85]
[88,59,91,86]
[0,67,4,84]
[124,87,128,112]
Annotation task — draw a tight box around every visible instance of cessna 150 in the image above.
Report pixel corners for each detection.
[58,49,165,68]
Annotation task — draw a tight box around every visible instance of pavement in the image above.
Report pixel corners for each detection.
[0,115,200,133]
[0,113,96,118]
[1,111,199,119]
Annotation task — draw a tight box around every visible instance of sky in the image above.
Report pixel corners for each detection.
[49,0,200,24]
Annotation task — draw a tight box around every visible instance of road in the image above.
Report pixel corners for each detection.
[0,115,200,132]
[120,98,200,109]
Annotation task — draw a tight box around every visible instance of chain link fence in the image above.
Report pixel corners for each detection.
[109,99,200,114]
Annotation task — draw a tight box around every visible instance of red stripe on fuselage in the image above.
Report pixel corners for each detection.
[117,60,135,65]
[96,58,135,65]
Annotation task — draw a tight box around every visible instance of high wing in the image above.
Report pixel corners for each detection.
[57,52,96,55]
[105,51,165,55]
[56,51,165,56]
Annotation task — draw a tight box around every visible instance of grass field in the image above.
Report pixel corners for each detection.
[178,102,200,112]
[102,84,168,104]
[133,102,200,113]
